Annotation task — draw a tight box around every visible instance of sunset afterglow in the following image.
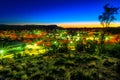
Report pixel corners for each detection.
[57,22,120,28]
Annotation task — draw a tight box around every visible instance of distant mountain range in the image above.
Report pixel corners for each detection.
[0,24,62,30]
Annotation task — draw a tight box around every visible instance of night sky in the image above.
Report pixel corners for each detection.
[0,0,120,24]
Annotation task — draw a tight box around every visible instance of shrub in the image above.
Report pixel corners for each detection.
[84,40,96,54]
[104,43,120,58]
[70,71,92,80]
[75,43,84,52]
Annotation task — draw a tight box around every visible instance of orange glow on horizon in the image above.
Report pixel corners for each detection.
[57,22,120,28]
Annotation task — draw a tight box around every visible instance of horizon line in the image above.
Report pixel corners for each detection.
[0,21,120,28]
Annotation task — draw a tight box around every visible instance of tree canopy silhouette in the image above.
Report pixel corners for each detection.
[99,4,119,28]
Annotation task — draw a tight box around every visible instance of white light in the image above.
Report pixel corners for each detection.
[34,43,37,46]
[70,41,73,44]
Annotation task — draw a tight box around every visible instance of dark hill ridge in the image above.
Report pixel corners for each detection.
[0,24,63,30]
[0,24,120,34]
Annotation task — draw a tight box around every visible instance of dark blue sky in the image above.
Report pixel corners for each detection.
[0,0,120,24]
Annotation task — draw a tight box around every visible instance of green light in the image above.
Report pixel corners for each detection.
[0,50,4,54]
[54,41,57,44]
[77,33,80,36]
[53,41,57,44]
[0,50,5,56]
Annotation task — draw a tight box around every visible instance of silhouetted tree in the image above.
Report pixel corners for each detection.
[98,4,119,53]
[99,4,119,28]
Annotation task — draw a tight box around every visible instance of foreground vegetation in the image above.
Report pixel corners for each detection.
[0,28,120,80]
[0,50,120,80]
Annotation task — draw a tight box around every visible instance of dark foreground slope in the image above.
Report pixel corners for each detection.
[0,51,120,80]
